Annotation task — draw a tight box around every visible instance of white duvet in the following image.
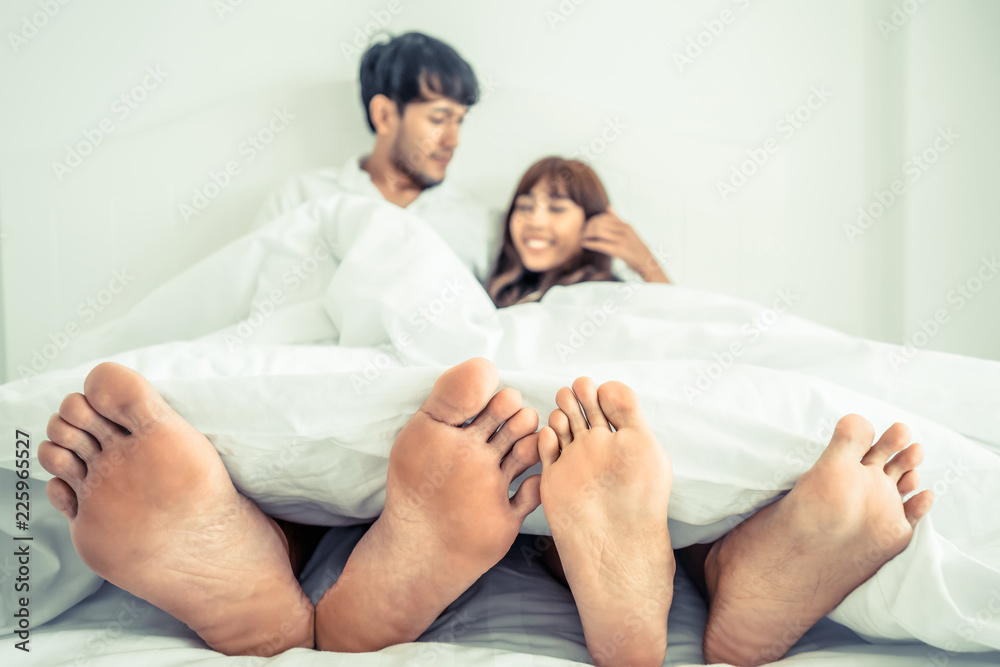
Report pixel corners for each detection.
[2,194,999,666]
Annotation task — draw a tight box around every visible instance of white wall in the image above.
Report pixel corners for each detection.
[901,1,1000,362]
[0,0,997,382]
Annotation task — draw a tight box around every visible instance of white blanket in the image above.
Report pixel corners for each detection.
[2,193,998,664]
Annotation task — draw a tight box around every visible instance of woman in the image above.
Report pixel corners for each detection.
[486,156,669,308]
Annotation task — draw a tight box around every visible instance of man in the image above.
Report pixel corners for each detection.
[55,32,497,366]
[254,31,496,283]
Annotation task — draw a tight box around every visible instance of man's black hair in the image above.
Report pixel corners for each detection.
[359,32,479,132]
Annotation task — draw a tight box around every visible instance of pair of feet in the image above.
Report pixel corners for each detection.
[37,359,933,666]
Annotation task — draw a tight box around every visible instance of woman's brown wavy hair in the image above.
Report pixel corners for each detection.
[486,157,619,308]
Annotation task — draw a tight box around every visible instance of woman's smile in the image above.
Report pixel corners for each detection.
[521,236,556,251]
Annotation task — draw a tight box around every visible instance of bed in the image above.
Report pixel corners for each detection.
[2,190,999,666]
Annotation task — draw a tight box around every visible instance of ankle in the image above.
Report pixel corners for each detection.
[315,517,473,652]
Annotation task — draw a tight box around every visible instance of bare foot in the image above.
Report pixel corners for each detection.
[315,358,543,652]
[37,363,313,657]
[702,414,935,666]
[538,377,674,667]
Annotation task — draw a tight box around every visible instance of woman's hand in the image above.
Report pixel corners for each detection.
[581,207,670,283]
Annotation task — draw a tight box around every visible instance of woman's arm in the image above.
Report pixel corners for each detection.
[581,207,671,284]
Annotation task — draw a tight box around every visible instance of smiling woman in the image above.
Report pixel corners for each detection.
[486,156,669,308]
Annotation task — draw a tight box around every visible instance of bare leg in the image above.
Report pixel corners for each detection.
[38,363,313,657]
[701,415,934,666]
[538,378,674,667]
[314,358,543,652]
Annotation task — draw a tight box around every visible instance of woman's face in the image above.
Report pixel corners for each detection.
[509,180,587,273]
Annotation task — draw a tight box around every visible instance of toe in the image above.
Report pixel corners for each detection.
[897,469,920,497]
[46,477,79,520]
[490,407,539,457]
[420,357,499,426]
[863,423,912,468]
[501,432,542,480]
[83,362,173,438]
[595,381,647,430]
[38,440,87,489]
[538,427,560,469]
[47,414,101,463]
[469,388,523,443]
[903,489,935,527]
[884,442,924,482]
[509,474,542,522]
[572,377,609,430]
[823,414,876,461]
[555,386,588,435]
[59,393,128,447]
[548,409,572,449]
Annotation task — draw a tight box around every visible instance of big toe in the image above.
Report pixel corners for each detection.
[595,381,647,430]
[822,414,876,461]
[82,363,171,440]
[420,357,499,426]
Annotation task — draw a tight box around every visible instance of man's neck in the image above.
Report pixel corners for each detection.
[361,153,423,208]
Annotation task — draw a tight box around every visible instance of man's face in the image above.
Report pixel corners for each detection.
[389,92,467,188]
